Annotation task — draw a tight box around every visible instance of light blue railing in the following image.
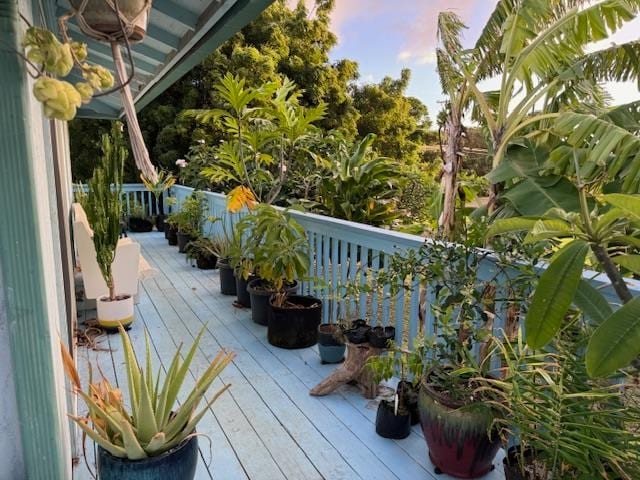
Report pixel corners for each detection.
[73,183,166,218]
[168,185,640,352]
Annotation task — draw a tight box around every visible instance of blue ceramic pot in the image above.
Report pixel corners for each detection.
[97,435,198,480]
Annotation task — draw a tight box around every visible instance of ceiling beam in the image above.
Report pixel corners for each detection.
[153,0,199,29]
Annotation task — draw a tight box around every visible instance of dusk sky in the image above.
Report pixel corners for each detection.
[309,0,640,124]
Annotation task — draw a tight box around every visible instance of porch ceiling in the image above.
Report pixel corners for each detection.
[55,0,273,119]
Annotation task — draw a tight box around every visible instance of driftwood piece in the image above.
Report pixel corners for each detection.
[310,342,384,398]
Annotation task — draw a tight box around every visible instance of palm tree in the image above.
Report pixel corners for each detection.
[437,0,640,217]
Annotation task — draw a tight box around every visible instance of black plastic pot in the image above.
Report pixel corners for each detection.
[128,217,154,233]
[247,278,297,326]
[375,400,411,439]
[344,319,370,344]
[268,295,322,349]
[177,232,193,253]
[235,272,256,308]
[397,380,420,426]
[218,259,236,296]
[367,326,395,348]
[318,324,346,364]
[195,255,217,270]
[167,226,178,246]
[97,435,198,480]
[156,214,165,232]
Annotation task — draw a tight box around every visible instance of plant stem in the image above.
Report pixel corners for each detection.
[578,186,632,304]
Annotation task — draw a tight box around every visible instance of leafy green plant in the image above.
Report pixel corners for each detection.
[141,170,176,216]
[128,200,149,220]
[83,123,126,301]
[484,328,640,479]
[487,188,640,377]
[310,133,400,226]
[184,74,326,204]
[61,326,234,460]
[185,237,222,263]
[177,192,207,236]
[235,204,309,305]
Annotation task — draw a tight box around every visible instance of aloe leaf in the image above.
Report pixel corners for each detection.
[114,412,147,460]
[156,344,182,429]
[586,297,640,377]
[145,330,154,401]
[70,415,127,458]
[525,240,589,348]
[144,432,167,455]
[118,326,141,423]
[135,365,159,444]
[162,328,206,423]
[573,279,613,325]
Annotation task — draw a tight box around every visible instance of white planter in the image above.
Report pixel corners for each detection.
[96,295,134,329]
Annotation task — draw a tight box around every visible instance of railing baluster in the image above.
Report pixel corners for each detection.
[322,233,330,324]
[381,252,391,327]
[330,236,339,323]
[370,249,380,325]
[348,242,358,317]
[339,239,348,321]
[408,276,420,349]
[358,247,369,320]
[393,277,405,344]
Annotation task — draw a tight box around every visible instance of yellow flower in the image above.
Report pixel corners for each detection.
[227,186,257,212]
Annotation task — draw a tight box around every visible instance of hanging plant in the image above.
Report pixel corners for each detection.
[21,0,159,183]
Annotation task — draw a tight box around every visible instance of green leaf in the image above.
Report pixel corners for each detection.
[525,240,589,348]
[501,176,581,216]
[586,297,640,377]
[613,254,640,275]
[573,279,613,325]
[603,194,640,220]
[524,219,574,243]
[486,217,539,238]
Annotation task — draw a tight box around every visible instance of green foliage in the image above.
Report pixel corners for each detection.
[309,133,400,226]
[175,192,207,236]
[185,74,325,204]
[351,69,430,164]
[63,326,234,460]
[487,191,640,376]
[185,236,222,262]
[235,204,309,299]
[83,123,126,300]
[486,329,640,479]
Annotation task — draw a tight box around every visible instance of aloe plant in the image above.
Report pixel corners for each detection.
[61,326,234,459]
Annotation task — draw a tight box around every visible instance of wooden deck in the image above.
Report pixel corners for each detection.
[73,232,505,480]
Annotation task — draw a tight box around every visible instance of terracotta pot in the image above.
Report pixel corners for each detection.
[418,371,500,478]
[69,0,150,43]
[97,294,134,330]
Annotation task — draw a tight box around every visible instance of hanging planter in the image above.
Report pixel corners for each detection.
[69,0,151,44]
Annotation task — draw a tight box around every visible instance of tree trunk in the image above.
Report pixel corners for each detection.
[439,114,463,238]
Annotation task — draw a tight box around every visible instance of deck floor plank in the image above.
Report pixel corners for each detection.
[73,232,505,480]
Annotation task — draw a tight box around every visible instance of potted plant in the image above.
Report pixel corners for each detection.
[83,123,135,329]
[236,205,309,331]
[485,328,640,480]
[127,201,153,232]
[61,325,234,479]
[164,212,179,246]
[368,340,423,432]
[185,237,220,270]
[176,192,206,253]
[141,170,175,232]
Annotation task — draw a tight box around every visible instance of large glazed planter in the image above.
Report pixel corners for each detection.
[318,323,345,364]
[97,435,198,480]
[268,295,321,349]
[418,373,500,479]
[218,259,236,296]
[96,294,134,330]
[247,279,297,326]
[70,0,150,43]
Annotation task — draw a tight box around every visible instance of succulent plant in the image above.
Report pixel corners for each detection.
[61,325,235,460]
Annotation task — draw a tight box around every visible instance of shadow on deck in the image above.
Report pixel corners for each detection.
[73,232,505,480]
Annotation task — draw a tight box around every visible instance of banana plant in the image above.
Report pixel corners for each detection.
[487,189,640,377]
[61,326,234,459]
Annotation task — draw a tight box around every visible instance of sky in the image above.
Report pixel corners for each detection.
[310,0,640,123]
